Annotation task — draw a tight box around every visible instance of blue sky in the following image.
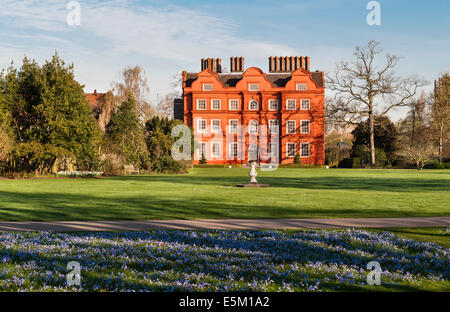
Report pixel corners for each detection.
[0,0,449,117]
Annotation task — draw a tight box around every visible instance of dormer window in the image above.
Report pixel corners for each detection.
[248,84,259,91]
[296,83,306,91]
[203,83,213,91]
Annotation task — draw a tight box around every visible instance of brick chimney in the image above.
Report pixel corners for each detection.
[268,56,310,72]
[230,56,245,72]
[201,58,222,73]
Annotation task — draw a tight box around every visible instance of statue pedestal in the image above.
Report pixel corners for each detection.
[236,162,270,188]
[236,182,270,188]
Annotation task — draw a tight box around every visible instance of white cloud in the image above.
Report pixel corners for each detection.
[0,0,295,62]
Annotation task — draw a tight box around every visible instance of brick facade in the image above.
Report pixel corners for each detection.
[181,56,325,165]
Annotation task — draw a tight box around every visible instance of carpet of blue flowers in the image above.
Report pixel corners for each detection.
[0,229,448,291]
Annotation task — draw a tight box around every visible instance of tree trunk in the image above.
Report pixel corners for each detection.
[439,129,443,164]
[411,110,416,147]
[369,113,376,167]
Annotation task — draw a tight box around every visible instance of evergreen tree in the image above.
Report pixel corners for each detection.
[350,116,398,164]
[294,152,301,164]
[0,53,101,173]
[106,93,148,168]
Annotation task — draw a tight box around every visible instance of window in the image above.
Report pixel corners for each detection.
[229,120,239,133]
[301,99,310,110]
[211,142,221,157]
[249,100,258,110]
[287,120,296,134]
[197,119,207,133]
[287,143,296,157]
[249,120,258,134]
[211,119,221,133]
[269,119,279,134]
[301,143,310,157]
[268,142,278,157]
[269,99,279,110]
[300,120,310,134]
[287,99,296,110]
[202,84,213,91]
[197,99,207,110]
[211,99,221,110]
[229,99,239,110]
[230,142,239,158]
[248,84,259,91]
[296,83,306,91]
[197,142,207,157]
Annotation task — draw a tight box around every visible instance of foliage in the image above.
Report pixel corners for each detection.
[151,155,187,174]
[105,93,149,169]
[430,73,450,163]
[293,152,301,164]
[9,142,71,175]
[352,157,361,168]
[0,53,101,173]
[100,152,125,177]
[199,152,207,164]
[338,158,353,168]
[350,116,398,164]
[145,116,189,173]
[0,110,13,162]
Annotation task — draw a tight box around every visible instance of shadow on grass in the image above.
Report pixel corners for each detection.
[107,174,450,192]
[0,189,441,222]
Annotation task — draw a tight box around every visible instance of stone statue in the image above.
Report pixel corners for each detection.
[249,161,258,183]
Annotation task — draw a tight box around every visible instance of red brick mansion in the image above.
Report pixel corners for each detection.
[176,56,325,165]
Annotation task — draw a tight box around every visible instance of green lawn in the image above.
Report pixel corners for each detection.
[0,168,449,221]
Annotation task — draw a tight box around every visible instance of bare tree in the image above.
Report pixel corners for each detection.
[326,40,427,167]
[431,73,450,163]
[156,73,182,118]
[112,66,156,122]
[401,138,435,172]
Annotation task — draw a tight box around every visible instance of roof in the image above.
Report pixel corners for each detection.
[85,92,106,109]
[184,71,324,88]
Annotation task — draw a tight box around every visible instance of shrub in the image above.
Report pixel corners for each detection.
[352,157,361,168]
[338,158,353,168]
[294,153,301,164]
[151,156,187,174]
[100,153,125,176]
[199,152,207,165]
[375,148,388,167]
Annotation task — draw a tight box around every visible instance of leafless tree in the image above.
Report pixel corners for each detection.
[430,73,450,163]
[400,137,436,172]
[326,40,427,167]
[111,65,156,122]
[156,73,182,118]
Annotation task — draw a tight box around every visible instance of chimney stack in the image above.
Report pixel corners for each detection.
[201,58,222,73]
[230,56,245,72]
[268,56,311,72]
